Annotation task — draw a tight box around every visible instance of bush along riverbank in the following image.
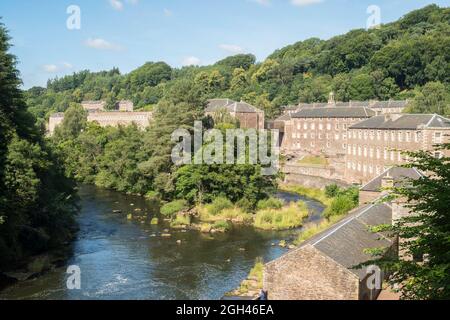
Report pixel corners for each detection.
[280,184,359,245]
[225,258,264,299]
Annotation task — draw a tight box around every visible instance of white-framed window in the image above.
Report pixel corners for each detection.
[327,123,331,130]
[434,132,443,144]
[311,123,316,130]
[377,131,382,141]
[390,151,395,161]
[406,132,411,142]
[335,134,340,140]
[376,148,380,159]
[363,146,368,157]
[319,123,323,131]
[369,147,374,158]
[391,131,395,142]
[353,145,357,155]
[303,133,308,139]
[357,163,361,172]
[358,146,362,156]
[384,148,388,160]
[304,123,308,130]
[398,132,403,142]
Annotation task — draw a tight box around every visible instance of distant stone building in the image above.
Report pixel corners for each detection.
[117,100,134,112]
[87,112,152,129]
[205,99,265,130]
[81,101,106,112]
[264,203,394,300]
[47,113,65,135]
[47,111,153,135]
[345,114,450,184]
[282,106,376,156]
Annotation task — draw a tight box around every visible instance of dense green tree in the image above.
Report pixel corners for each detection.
[407,81,450,115]
[0,22,77,270]
[366,144,450,300]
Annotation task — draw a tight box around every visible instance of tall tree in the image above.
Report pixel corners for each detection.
[367,144,450,300]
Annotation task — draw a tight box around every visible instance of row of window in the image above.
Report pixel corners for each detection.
[292,142,347,150]
[347,130,440,143]
[295,122,348,131]
[347,162,388,176]
[291,132,347,140]
[347,145,407,161]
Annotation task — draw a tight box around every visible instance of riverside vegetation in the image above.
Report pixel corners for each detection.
[0,23,77,277]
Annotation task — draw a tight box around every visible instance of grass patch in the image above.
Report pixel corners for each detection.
[297,155,328,166]
[160,200,188,217]
[198,205,252,224]
[256,197,284,211]
[254,202,309,230]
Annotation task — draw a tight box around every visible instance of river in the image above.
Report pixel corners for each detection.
[0,185,324,300]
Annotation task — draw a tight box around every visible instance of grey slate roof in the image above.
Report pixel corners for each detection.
[206,99,263,114]
[206,99,235,112]
[292,106,376,119]
[350,114,450,130]
[371,100,409,109]
[361,167,423,192]
[299,203,393,279]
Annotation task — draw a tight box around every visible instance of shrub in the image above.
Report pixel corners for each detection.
[324,193,358,218]
[236,197,254,213]
[325,184,340,198]
[160,199,188,217]
[205,197,233,216]
[170,213,191,227]
[256,197,283,211]
[213,220,232,232]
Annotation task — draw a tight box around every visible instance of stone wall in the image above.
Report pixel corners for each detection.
[264,245,360,300]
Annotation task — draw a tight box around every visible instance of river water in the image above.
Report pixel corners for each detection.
[0,185,324,300]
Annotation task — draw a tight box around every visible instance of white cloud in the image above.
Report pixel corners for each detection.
[249,0,271,6]
[109,0,124,11]
[85,38,123,51]
[163,8,173,17]
[291,0,323,7]
[219,44,244,54]
[182,56,201,66]
[42,62,73,73]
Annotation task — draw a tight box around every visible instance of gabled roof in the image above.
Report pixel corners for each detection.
[350,114,450,130]
[292,107,376,119]
[206,99,263,114]
[361,167,424,192]
[266,202,393,280]
[206,98,235,112]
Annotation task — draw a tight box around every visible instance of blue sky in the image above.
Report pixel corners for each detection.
[0,0,448,88]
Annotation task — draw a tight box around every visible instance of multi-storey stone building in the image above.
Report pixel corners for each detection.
[48,111,153,135]
[345,114,450,184]
[205,99,265,130]
[281,106,376,156]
